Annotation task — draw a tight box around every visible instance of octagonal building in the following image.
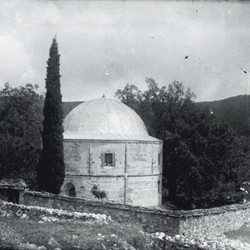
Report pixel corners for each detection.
[61,97,162,207]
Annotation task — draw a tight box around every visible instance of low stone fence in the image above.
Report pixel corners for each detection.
[22,191,179,235]
[179,203,250,238]
[21,191,250,239]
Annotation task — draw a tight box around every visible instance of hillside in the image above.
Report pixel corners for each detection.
[63,95,250,137]
[62,101,83,119]
[197,95,250,137]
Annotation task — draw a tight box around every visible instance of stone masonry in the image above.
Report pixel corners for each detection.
[22,190,250,239]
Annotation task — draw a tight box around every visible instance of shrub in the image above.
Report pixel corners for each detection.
[91,185,107,200]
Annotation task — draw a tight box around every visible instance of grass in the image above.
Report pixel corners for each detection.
[0,201,199,250]
[0,217,162,250]
[0,216,200,250]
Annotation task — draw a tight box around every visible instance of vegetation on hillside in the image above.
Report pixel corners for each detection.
[0,72,249,209]
[0,46,250,211]
[62,101,83,119]
[62,95,250,138]
[0,83,44,146]
[197,95,250,137]
[0,83,44,188]
[115,79,250,209]
[37,37,65,194]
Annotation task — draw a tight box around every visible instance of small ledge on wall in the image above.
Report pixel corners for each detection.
[103,166,115,169]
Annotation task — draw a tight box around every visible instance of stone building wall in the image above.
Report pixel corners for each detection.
[21,191,250,239]
[62,139,162,207]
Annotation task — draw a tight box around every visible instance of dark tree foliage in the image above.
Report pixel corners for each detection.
[0,83,44,146]
[0,83,44,188]
[37,38,65,194]
[115,79,250,209]
[165,119,250,209]
[116,78,195,139]
[0,134,40,188]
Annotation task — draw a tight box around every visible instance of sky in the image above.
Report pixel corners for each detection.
[0,0,250,102]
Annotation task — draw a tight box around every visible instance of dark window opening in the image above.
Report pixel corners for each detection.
[158,180,161,193]
[0,189,19,203]
[66,183,76,197]
[69,186,76,197]
[158,153,161,166]
[104,153,114,167]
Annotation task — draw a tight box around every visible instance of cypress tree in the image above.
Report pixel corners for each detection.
[37,37,65,194]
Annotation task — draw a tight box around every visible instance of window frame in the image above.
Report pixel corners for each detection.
[102,153,115,168]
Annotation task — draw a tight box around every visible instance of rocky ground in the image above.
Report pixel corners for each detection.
[153,232,250,250]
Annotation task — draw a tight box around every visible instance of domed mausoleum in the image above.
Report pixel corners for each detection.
[61,97,162,207]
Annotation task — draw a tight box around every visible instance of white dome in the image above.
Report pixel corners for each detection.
[63,97,159,141]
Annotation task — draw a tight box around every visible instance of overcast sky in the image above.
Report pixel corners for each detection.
[0,0,250,102]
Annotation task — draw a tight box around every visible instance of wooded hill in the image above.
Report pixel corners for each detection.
[63,95,250,137]
[197,95,250,137]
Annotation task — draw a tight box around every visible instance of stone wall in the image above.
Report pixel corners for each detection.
[179,203,250,239]
[22,191,179,236]
[21,190,250,239]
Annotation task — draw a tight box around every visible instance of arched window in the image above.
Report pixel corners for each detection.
[66,183,76,197]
